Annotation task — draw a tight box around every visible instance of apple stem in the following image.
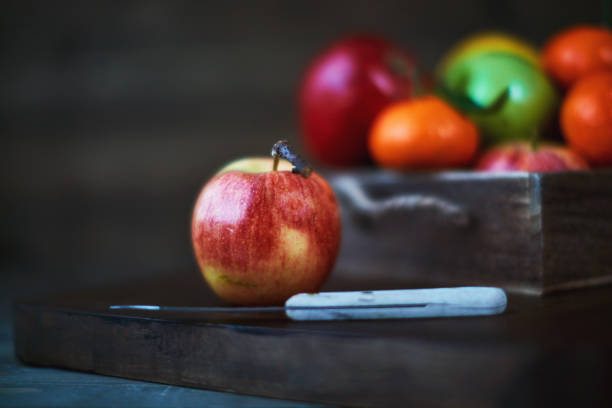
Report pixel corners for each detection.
[270,140,313,178]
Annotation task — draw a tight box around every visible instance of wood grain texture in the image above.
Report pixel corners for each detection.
[0,323,322,408]
[12,275,612,407]
[538,171,612,291]
[331,170,612,295]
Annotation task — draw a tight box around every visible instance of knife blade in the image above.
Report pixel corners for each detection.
[109,286,507,321]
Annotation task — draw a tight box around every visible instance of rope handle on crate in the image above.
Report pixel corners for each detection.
[331,175,470,227]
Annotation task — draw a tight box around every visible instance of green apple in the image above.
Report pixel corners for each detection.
[436,32,541,77]
[438,52,558,145]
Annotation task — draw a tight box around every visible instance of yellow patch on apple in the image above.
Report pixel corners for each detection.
[203,265,256,288]
[279,226,309,263]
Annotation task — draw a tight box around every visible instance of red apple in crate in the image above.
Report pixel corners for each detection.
[191,142,341,305]
[299,35,418,166]
[476,142,589,172]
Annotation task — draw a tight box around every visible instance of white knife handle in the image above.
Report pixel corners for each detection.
[284,287,507,321]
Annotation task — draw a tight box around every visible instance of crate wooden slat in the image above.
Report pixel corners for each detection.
[331,170,612,295]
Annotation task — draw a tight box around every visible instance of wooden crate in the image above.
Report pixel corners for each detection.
[330,170,612,295]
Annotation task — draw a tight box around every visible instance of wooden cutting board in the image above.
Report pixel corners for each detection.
[13,272,612,407]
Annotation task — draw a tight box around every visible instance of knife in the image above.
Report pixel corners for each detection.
[109,287,507,321]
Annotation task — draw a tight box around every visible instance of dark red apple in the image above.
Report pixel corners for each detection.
[476,142,589,172]
[191,156,341,305]
[299,35,418,166]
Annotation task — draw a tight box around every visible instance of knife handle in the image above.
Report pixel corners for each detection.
[284,287,507,321]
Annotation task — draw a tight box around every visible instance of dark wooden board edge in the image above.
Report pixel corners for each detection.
[13,302,612,408]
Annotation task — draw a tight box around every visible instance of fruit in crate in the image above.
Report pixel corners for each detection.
[191,141,341,305]
[542,25,612,88]
[368,96,479,169]
[476,142,589,172]
[437,32,540,76]
[439,52,558,145]
[298,35,419,166]
[561,71,612,166]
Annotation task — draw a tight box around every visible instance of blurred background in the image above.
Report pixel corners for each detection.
[0,0,604,312]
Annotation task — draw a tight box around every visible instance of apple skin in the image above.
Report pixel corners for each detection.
[437,32,541,76]
[299,35,418,166]
[191,157,341,305]
[439,53,558,146]
[476,142,589,172]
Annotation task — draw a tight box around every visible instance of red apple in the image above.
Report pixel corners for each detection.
[299,35,418,166]
[476,142,589,172]
[191,156,341,305]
